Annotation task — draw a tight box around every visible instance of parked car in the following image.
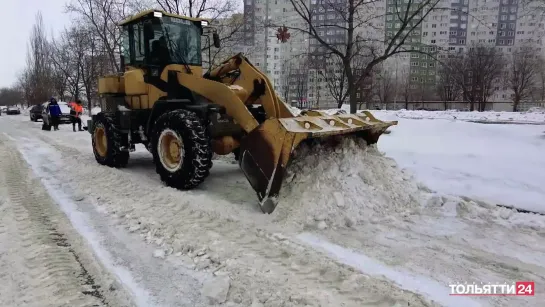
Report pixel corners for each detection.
[1,107,6,113]
[6,106,21,115]
[29,104,44,121]
[41,101,72,130]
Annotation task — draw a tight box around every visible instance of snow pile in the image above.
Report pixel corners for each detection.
[287,105,302,116]
[91,107,102,115]
[526,107,545,113]
[322,109,347,115]
[271,133,545,231]
[274,137,426,229]
[424,194,545,231]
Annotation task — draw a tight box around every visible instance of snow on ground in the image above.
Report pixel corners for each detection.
[375,116,545,214]
[9,134,218,307]
[305,105,545,214]
[283,132,545,307]
[275,137,426,229]
[0,134,133,307]
[336,104,545,124]
[1,113,545,307]
[375,109,545,124]
[1,115,433,307]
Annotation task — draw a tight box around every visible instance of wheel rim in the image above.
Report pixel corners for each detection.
[94,126,108,157]
[158,129,184,172]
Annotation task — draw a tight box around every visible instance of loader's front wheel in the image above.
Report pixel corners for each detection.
[151,110,212,190]
[92,114,130,167]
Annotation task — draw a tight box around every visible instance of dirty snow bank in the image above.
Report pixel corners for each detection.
[274,137,426,229]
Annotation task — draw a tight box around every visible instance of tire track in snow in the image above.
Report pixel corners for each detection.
[16,120,436,306]
[0,136,107,307]
[317,218,545,307]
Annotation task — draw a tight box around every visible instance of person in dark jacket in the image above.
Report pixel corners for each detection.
[48,98,62,131]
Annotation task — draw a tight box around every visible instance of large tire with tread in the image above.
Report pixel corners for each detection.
[92,113,130,167]
[151,109,213,190]
[233,148,240,161]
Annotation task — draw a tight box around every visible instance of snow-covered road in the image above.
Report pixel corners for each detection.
[1,113,544,307]
[0,134,133,307]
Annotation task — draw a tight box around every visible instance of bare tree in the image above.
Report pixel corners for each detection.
[450,44,504,111]
[505,47,538,112]
[280,55,305,104]
[66,0,140,73]
[77,25,105,112]
[357,75,375,110]
[203,13,256,69]
[155,0,238,19]
[319,56,349,108]
[388,66,411,110]
[374,65,395,108]
[50,26,88,101]
[25,12,55,105]
[50,67,69,101]
[436,57,461,110]
[0,87,23,106]
[285,0,445,113]
[286,57,309,108]
[531,56,545,103]
[16,69,34,107]
[412,82,436,107]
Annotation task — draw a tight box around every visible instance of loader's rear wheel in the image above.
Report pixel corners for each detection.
[94,126,108,157]
[151,110,212,190]
[157,129,184,172]
[92,114,130,167]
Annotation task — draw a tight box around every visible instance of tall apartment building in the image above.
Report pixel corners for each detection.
[243,0,352,108]
[243,0,309,101]
[242,0,545,109]
[386,0,545,106]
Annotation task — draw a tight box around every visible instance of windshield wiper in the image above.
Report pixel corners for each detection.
[164,28,192,74]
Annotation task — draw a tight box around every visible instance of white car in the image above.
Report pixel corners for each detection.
[6,106,21,115]
[41,101,73,130]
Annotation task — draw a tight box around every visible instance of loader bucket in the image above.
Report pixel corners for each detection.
[238,111,398,214]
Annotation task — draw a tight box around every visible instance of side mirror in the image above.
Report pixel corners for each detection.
[144,23,155,40]
[213,32,221,48]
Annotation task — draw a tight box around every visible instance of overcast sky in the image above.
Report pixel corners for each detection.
[0,0,70,88]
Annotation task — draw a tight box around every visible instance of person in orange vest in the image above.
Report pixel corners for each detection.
[70,100,84,132]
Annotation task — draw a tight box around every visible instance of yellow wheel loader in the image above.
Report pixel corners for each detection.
[88,10,397,213]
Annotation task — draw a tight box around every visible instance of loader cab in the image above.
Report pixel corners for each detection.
[119,10,218,73]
